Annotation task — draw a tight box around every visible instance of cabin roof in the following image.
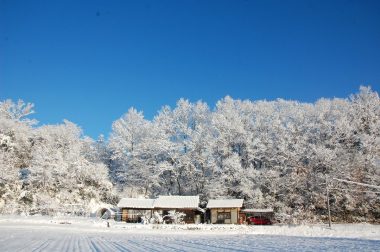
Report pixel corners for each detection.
[117,196,200,209]
[206,199,244,208]
[117,198,155,209]
[240,208,274,213]
[154,195,200,209]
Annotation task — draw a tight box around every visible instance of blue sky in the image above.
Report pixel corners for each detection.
[1,0,379,139]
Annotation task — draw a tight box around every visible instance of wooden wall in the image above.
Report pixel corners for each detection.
[210,208,239,224]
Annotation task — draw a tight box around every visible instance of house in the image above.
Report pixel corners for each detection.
[206,199,244,224]
[117,198,155,223]
[154,195,202,224]
[117,195,203,224]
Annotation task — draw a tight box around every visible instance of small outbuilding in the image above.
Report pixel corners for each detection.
[207,199,244,224]
[117,198,155,223]
[240,208,274,225]
[96,207,118,220]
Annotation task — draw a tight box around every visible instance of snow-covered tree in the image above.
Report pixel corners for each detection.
[3,86,378,222]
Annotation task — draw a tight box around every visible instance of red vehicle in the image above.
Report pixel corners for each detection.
[247,216,272,225]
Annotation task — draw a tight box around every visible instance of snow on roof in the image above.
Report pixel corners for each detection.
[206,199,244,208]
[240,208,274,213]
[117,198,155,209]
[154,195,200,209]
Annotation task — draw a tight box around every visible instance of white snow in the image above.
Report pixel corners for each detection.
[241,208,274,213]
[117,196,200,209]
[206,199,244,208]
[117,198,155,209]
[154,195,200,209]
[0,216,379,251]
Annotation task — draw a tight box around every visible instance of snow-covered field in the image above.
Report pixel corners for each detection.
[0,216,379,251]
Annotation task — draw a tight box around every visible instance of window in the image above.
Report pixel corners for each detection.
[217,210,231,223]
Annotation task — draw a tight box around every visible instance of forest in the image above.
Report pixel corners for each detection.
[0,86,379,223]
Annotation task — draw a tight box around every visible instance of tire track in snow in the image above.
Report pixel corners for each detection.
[111,237,149,252]
[201,236,253,251]
[2,224,380,251]
[64,234,75,252]
[51,233,71,252]
[89,240,102,252]
[89,236,116,252]
[90,236,124,252]
[31,239,53,252]
[174,237,250,252]
[72,234,82,251]
[111,241,133,252]
[0,235,25,251]
[1,233,43,252]
[96,236,124,252]
[162,238,217,252]
[144,236,201,252]
[14,234,46,252]
[127,239,164,252]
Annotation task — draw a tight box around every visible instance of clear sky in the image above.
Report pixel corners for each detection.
[1,0,379,139]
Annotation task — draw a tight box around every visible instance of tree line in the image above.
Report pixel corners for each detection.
[0,86,379,223]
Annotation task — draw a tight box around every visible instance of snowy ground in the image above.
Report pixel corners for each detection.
[0,216,379,251]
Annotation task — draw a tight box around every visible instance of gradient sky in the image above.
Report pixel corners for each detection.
[1,0,379,139]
